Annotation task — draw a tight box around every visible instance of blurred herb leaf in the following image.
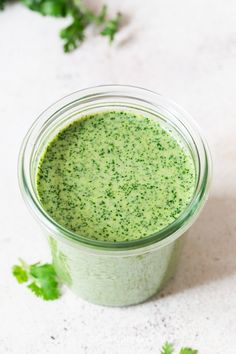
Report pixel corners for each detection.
[0,0,6,10]
[12,264,29,283]
[21,0,68,17]
[179,349,198,354]
[101,12,122,43]
[160,343,198,354]
[12,259,61,300]
[161,342,174,354]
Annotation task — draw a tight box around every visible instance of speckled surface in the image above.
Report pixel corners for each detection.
[0,0,236,353]
[37,111,195,241]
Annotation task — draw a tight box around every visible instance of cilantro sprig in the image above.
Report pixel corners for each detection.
[12,259,61,300]
[0,0,122,52]
[161,342,174,354]
[161,342,198,354]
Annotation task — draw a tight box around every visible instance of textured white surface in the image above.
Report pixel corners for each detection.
[0,1,236,353]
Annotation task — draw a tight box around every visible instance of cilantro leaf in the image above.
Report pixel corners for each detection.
[27,282,44,297]
[101,12,122,43]
[179,348,198,354]
[161,342,174,354]
[12,265,29,283]
[20,0,68,17]
[60,7,88,53]
[160,343,198,354]
[12,259,61,301]
[29,263,60,300]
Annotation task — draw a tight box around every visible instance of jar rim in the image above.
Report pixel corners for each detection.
[18,84,212,251]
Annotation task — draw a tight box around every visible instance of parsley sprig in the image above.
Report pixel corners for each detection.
[161,342,198,354]
[0,0,122,52]
[12,259,61,300]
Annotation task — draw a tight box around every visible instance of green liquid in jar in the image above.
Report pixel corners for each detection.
[37,111,195,242]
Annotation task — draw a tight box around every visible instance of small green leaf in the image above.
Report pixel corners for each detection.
[20,0,68,17]
[30,263,57,279]
[27,282,44,298]
[12,259,61,300]
[60,7,88,53]
[179,348,198,354]
[12,265,29,283]
[161,342,174,354]
[29,263,61,300]
[60,19,85,53]
[101,12,122,43]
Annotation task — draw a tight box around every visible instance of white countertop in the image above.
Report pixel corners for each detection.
[0,1,236,353]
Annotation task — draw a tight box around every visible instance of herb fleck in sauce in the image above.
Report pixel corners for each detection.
[37,111,195,242]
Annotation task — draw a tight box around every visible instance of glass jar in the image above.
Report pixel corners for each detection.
[18,85,211,306]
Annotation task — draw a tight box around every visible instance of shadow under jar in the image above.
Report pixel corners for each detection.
[18,85,211,306]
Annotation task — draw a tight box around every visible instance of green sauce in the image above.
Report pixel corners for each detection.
[37,111,195,242]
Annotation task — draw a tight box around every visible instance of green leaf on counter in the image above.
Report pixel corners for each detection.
[12,259,61,300]
[161,342,174,354]
[12,265,29,283]
[160,343,198,354]
[101,12,122,43]
[179,348,198,354]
